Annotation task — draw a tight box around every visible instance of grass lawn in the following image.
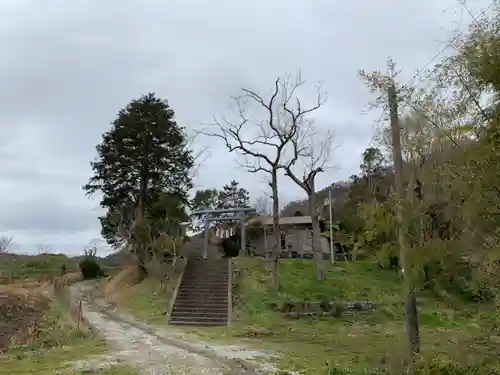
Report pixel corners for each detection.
[181,257,500,375]
[109,263,184,326]
[116,278,174,325]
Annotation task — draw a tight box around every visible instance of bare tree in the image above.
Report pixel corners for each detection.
[37,244,52,255]
[253,195,272,216]
[199,72,325,290]
[0,236,12,253]
[282,123,335,280]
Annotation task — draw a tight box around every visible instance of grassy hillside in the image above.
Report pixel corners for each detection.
[0,253,76,281]
[188,257,500,374]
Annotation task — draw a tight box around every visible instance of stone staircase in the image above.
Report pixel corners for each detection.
[169,257,229,326]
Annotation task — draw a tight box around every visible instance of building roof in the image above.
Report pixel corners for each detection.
[246,215,313,227]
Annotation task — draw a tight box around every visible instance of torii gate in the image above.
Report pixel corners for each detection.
[191,207,256,259]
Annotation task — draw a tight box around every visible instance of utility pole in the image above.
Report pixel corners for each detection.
[328,188,335,264]
[388,81,421,368]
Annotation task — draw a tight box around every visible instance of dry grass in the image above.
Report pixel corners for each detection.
[0,253,78,282]
[0,291,107,375]
[0,290,50,351]
[102,266,139,299]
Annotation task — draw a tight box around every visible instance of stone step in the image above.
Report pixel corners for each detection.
[184,268,227,271]
[178,285,227,293]
[173,299,228,305]
[175,291,227,296]
[175,296,228,302]
[170,316,227,324]
[178,282,228,286]
[170,310,227,318]
[182,274,228,279]
[173,303,228,309]
[172,306,228,313]
[177,287,227,292]
[180,283,227,288]
[169,319,227,326]
[174,299,228,305]
[180,280,228,285]
[180,278,228,282]
[174,296,227,301]
[167,258,230,326]
[172,306,228,312]
[176,293,227,298]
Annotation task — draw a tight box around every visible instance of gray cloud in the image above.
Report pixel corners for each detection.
[0,0,489,251]
[0,195,98,233]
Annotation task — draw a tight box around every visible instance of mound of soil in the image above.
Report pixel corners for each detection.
[0,292,50,351]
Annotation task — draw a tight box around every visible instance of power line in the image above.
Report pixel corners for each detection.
[403,0,496,89]
[364,0,497,151]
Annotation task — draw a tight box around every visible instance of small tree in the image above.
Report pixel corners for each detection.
[282,123,334,280]
[253,195,271,216]
[0,236,12,253]
[200,72,325,290]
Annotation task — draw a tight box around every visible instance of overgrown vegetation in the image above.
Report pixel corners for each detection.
[73,4,500,374]
[0,252,74,281]
[0,294,108,375]
[182,257,499,375]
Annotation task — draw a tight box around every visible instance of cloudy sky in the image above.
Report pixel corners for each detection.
[0,0,490,255]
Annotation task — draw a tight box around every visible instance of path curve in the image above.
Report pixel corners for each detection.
[69,281,258,375]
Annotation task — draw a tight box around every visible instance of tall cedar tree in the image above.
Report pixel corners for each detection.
[84,93,193,276]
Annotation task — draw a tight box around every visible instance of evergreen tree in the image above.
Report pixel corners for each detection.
[83,93,193,276]
[217,180,250,209]
[190,188,219,231]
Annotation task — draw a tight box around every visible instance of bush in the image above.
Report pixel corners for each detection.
[79,258,105,279]
[221,234,240,257]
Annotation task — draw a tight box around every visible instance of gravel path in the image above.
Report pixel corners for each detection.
[68,282,263,375]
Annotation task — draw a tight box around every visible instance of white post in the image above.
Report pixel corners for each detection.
[329,188,334,264]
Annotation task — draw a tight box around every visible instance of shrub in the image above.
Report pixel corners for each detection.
[79,258,105,279]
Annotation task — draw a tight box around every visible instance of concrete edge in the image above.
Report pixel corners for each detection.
[93,302,264,374]
[165,258,187,322]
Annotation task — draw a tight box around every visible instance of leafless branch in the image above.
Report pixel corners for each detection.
[185,132,210,183]
[197,71,327,174]
[198,72,326,288]
[0,236,13,253]
[282,121,336,194]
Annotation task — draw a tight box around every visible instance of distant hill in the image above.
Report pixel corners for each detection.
[102,249,133,267]
[281,181,351,218]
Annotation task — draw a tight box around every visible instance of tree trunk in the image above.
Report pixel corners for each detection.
[271,168,280,291]
[307,177,324,281]
[134,195,148,280]
[388,81,420,367]
[135,135,150,280]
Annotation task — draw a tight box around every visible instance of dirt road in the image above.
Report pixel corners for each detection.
[69,282,270,375]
